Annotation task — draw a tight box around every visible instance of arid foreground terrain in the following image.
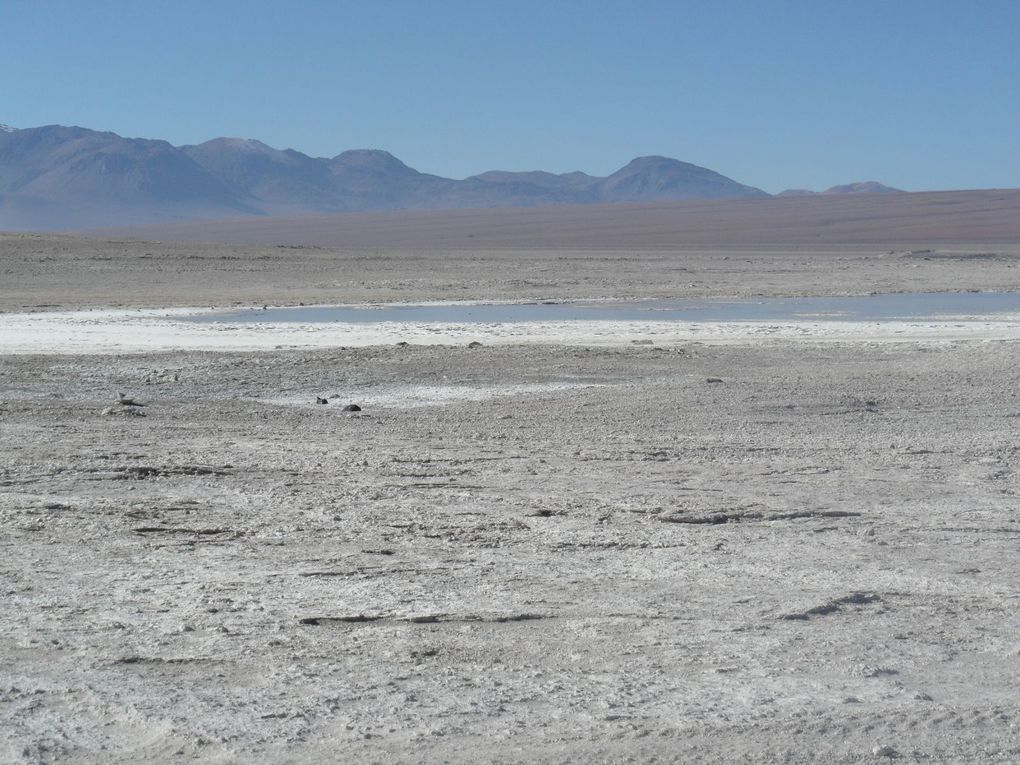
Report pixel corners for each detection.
[2,234,1020,763]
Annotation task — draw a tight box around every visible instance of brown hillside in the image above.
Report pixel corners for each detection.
[82,189,1020,250]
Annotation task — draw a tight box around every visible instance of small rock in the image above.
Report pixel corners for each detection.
[467,341,483,348]
[856,664,898,678]
[706,377,724,384]
[872,744,897,758]
[315,397,329,405]
[396,341,409,347]
[102,405,146,417]
[342,404,362,412]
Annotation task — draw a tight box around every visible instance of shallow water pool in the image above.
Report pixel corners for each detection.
[187,292,1020,324]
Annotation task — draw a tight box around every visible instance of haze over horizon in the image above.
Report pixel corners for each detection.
[3,0,1018,195]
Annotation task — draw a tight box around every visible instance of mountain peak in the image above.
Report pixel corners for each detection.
[331,149,416,175]
[621,155,696,169]
[822,181,903,195]
[196,137,276,153]
[0,123,17,133]
[779,181,904,196]
[600,155,768,201]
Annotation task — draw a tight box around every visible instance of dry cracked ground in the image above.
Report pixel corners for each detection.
[2,340,1020,763]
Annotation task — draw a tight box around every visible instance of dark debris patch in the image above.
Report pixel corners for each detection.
[659,509,861,525]
[299,612,551,627]
[780,591,881,621]
[101,465,233,480]
[299,615,383,625]
[132,526,232,536]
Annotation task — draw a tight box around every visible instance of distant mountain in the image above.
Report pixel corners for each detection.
[180,137,337,213]
[597,156,767,201]
[0,123,768,230]
[821,181,903,195]
[778,181,903,197]
[0,126,258,229]
[0,123,17,134]
[466,157,768,204]
[464,169,600,205]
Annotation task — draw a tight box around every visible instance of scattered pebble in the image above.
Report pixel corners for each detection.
[101,405,146,417]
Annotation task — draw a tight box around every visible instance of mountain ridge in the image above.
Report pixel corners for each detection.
[778,181,903,197]
[1,123,901,231]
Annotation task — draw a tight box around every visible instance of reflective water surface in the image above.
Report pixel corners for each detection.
[187,292,1020,324]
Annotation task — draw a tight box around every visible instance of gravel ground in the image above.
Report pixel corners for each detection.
[2,236,1020,763]
[3,233,1020,313]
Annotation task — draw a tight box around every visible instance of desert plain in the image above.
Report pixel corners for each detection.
[2,207,1020,763]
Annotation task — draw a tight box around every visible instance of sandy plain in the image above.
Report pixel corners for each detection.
[2,231,1020,763]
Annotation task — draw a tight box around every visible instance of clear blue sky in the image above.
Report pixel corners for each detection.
[3,0,1018,192]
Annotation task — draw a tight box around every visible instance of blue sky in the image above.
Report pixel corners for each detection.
[2,0,1017,192]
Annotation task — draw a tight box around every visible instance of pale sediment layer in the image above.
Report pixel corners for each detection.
[4,305,1020,355]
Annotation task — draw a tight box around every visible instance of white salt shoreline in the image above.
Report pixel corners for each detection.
[2,304,1020,355]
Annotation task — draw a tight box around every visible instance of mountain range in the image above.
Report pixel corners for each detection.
[0,123,897,231]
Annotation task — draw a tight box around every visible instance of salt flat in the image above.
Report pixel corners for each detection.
[2,234,1020,763]
[4,303,1020,355]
